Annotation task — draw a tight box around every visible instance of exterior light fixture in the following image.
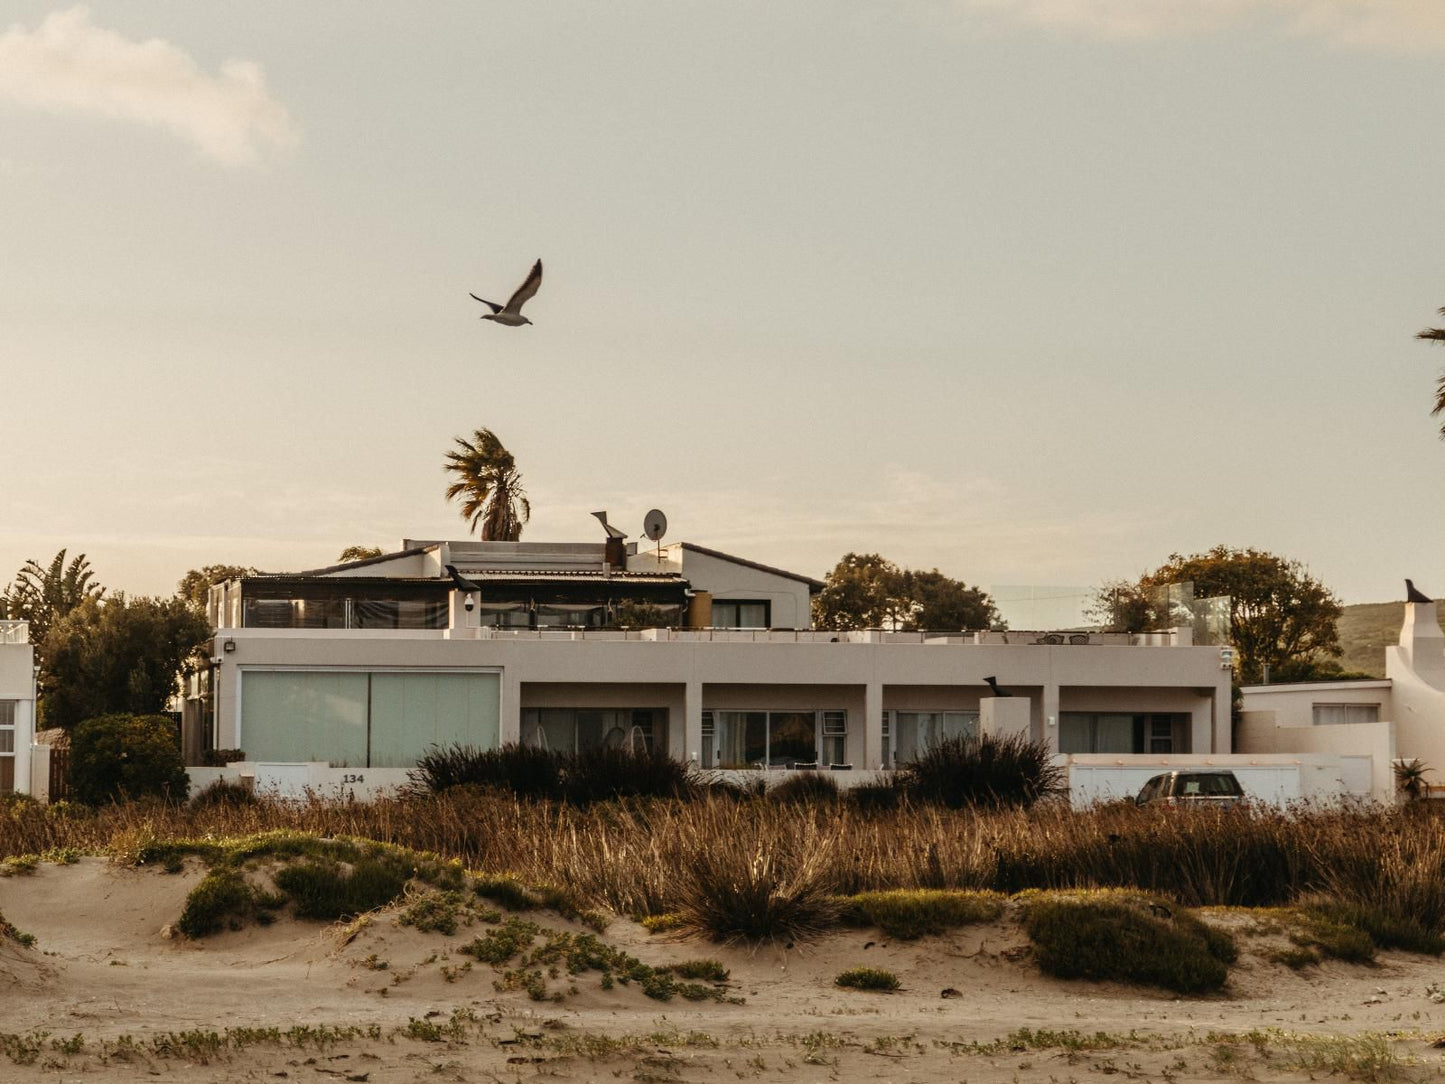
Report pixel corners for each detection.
[223,639,237,653]
[464,593,476,613]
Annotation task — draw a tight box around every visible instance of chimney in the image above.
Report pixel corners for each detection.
[604,537,626,569]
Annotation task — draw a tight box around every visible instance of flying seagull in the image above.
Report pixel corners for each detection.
[470,259,543,326]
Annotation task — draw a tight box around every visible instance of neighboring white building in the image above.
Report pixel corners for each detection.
[0,620,36,796]
[189,536,1235,798]
[1239,589,1445,801]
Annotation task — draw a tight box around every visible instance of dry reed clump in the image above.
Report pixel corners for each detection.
[3,789,1445,949]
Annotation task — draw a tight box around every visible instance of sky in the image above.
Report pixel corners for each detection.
[3,1,1445,607]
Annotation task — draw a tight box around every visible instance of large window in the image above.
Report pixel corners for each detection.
[240,670,500,767]
[244,590,446,630]
[885,711,978,768]
[701,709,847,768]
[1059,713,1189,754]
[1312,703,1380,726]
[521,708,663,754]
[710,600,770,629]
[0,700,14,794]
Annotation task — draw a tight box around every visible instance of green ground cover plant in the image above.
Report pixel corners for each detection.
[835,966,900,991]
[838,888,1004,939]
[1024,891,1238,994]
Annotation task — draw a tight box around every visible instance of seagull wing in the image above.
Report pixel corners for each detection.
[502,259,543,314]
[469,293,504,314]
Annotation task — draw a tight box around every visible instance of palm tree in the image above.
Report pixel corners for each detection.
[1,549,103,644]
[1417,308,1445,434]
[444,428,531,540]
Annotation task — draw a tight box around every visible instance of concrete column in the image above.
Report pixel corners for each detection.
[500,669,523,746]
[980,697,1031,741]
[683,679,704,768]
[14,699,33,796]
[1041,684,1060,752]
[863,681,884,769]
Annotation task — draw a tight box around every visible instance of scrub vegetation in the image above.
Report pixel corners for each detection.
[4,790,1445,964]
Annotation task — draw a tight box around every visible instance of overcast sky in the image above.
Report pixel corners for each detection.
[3,2,1444,606]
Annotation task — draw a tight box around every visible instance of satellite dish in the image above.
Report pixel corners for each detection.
[643,509,668,542]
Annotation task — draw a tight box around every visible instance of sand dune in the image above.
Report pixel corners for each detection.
[2,858,1444,1081]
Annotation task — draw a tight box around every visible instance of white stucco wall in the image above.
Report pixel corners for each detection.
[0,630,36,795]
[204,628,1231,773]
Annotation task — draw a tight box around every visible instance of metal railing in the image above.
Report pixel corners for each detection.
[0,620,29,645]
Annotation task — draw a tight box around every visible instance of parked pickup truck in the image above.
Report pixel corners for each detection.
[1135,769,1245,809]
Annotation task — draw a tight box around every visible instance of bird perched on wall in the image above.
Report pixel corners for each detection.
[470,259,543,326]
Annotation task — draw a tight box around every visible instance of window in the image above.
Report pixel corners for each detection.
[887,711,978,766]
[240,670,500,767]
[521,709,662,754]
[700,710,846,768]
[711,600,770,629]
[0,700,16,792]
[1312,703,1380,726]
[1059,713,1189,754]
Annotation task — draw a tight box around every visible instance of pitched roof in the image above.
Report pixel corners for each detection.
[678,543,825,591]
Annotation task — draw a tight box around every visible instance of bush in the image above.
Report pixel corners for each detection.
[767,772,841,805]
[677,841,840,944]
[839,888,1004,940]
[900,732,1066,809]
[1302,899,1445,956]
[835,966,900,991]
[1024,892,1235,994]
[70,714,188,806]
[199,748,246,767]
[408,743,563,799]
[190,779,258,809]
[848,774,908,812]
[563,745,694,804]
[272,856,409,920]
[177,868,283,938]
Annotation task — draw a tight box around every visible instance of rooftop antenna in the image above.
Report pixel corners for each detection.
[643,508,668,564]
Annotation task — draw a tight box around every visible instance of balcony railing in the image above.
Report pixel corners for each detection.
[0,620,29,644]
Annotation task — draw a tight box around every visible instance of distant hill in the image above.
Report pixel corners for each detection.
[1335,601,1404,678]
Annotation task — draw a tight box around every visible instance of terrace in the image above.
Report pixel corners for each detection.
[0,620,29,644]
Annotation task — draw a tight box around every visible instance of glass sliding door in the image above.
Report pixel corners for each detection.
[241,671,369,765]
[702,710,844,769]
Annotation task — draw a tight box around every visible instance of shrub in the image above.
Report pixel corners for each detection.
[562,745,694,804]
[272,856,409,920]
[848,774,908,812]
[900,732,1066,810]
[408,743,562,798]
[677,840,840,944]
[199,749,246,767]
[70,714,188,806]
[839,888,1004,940]
[1302,899,1445,956]
[190,779,258,810]
[1024,892,1235,994]
[835,966,900,991]
[177,868,283,938]
[767,772,841,806]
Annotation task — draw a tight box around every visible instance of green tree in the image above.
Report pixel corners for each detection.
[444,428,531,541]
[1417,307,1445,435]
[1,550,103,646]
[175,565,252,612]
[337,545,384,562]
[901,568,999,631]
[70,713,188,804]
[813,554,998,631]
[812,553,908,630]
[42,595,212,729]
[1113,546,1343,685]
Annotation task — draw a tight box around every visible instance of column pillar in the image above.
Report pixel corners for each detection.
[863,681,884,770]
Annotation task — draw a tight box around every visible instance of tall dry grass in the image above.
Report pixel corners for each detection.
[4,793,1444,937]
